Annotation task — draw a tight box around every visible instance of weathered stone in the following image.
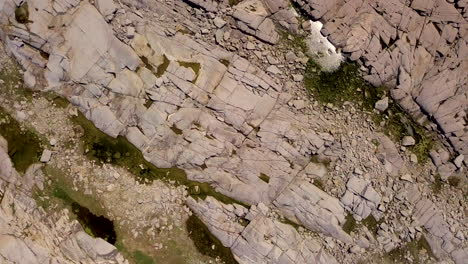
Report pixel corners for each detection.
[40,149,52,163]
[402,136,416,146]
[375,97,389,112]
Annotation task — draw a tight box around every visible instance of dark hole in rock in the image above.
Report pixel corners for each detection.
[53,187,116,244]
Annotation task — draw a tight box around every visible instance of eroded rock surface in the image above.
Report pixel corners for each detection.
[0,0,350,261]
[0,135,126,264]
[0,0,466,263]
[294,0,468,157]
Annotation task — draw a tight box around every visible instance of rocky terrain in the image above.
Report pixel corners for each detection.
[0,0,466,264]
[294,0,468,157]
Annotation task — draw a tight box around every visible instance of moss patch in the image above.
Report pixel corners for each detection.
[385,236,436,264]
[259,173,270,183]
[177,61,201,83]
[156,55,170,77]
[228,0,241,7]
[0,107,43,173]
[362,215,381,235]
[140,56,155,72]
[448,176,461,187]
[186,215,238,264]
[15,2,29,24]
[312,178,325,191]
[141,55,170,78]
[304,60,434,162]
[278,30,307,53]
[305,61,386,108]
[71,112,249,208]
[0,64,33,101]
[44,92,70,108]
[343,214,381,235]
[133,250,155,264]
[343,214,357,234]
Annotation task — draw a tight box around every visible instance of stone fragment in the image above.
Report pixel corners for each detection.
[292,99,305,110]
[40,150,53,163]
[400,174,413,182]
[95,0,116,18]
[402,136,416,146]
[213,17,227,28]
[293,74,304,82]
[453,154,464,168]
[127,26,135,39]
[375,97,389,112]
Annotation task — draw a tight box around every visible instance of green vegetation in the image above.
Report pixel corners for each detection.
[448,176,461,187]
[34,165,116,244]
[71,112,250,207]
[228,0,241,7]
[44,92,70,108]
[0,107,43,173]
[133,250,155,264]
[343,214,381,235]
[312,178,325,191]
[53,186,117,243]
[144,100,153,108]
[343,214,357,234]
[0,64,33,101]
[186,215,238,264]
[140,55,170,78]
[361,215,381,235]
[15,2,29,24]
[178,61,201,83]
[140,56,155,72]
[259,173,270,183]
[385,236,436,264]
[304,60,435,162]
[278,30,307,53]
[305,61,385,108]
[157,56,170,77]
